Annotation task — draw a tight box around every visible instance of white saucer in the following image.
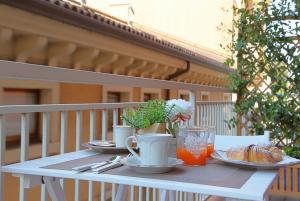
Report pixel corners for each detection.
[83,141,129,154]
[124,156,183,174]
[88,140,115,147]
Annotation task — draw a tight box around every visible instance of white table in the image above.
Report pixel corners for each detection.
[2,150,277,201]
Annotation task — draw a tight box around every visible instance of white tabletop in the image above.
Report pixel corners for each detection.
[2,150,277,201]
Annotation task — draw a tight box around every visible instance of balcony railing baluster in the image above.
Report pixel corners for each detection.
[41,112,50,201]
[112,183,116,201]
[100,182,106,201]
[20,113,30,201]
[75,110,82,201]
[60,111,68,190]
[88,110,96,201]
[138,186,142,201]
[122,109,126,126]
[153,188,157,201]
[130,185,134,201]
[0,115,5,201]
[102,110,108,141]
[113,109,119,128]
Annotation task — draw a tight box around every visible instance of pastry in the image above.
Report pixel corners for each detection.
[226,145,283,164]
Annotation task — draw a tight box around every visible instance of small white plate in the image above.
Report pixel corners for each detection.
[212,150,300,170]
[124,156,183,174]
[83,141,129,154]
[88,140,115,147]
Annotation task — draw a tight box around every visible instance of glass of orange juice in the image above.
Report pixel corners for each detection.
[176,127,208,166]
[206,126,216,158]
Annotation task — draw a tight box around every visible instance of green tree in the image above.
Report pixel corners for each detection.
[224,0,300,158]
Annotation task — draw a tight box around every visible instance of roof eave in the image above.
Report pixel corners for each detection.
[0,0,234,74]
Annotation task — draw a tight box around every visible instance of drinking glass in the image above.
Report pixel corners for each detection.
[206,126,216,157]
[176,126,208,166]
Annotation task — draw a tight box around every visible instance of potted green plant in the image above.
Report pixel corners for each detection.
[122,100,167,134]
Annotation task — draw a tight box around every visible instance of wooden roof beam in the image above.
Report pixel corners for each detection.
[112,56,135,74]
[127,60,147,76]
[175,72,191,82]
[47,42,76,66]
[140,63,159,78]
[94,52,119,72]
[161,67,180,80]
[188,72,201,83]
[0,28,13,44]
[150,65,169,79]
[73,47,100,69]
[15,35,48,62]
[194,73,210,85]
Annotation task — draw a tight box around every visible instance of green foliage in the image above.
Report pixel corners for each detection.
[122,100,167,130]
[223,0,300,158]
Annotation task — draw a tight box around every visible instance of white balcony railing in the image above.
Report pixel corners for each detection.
[197,101,236,136]
[0,60,234,201]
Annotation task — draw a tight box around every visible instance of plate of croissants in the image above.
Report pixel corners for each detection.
[211,144,300,169]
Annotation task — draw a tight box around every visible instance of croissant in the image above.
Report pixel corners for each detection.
[227,145,283,164]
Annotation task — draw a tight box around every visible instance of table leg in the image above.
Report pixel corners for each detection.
[115,184,127,201]
[43,177,67,201]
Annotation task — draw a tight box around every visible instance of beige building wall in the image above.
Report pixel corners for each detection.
[84,0,233,59]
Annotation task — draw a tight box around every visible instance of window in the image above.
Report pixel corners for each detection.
[143,93,159,102]
[3,88,40,148]
[201,92,210,101]
[107,92,121,131]
[180,94,189,101]
[223,93,232,102]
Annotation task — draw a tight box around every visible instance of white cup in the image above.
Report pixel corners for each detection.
[113,125,133,148]
[126,133,171,166]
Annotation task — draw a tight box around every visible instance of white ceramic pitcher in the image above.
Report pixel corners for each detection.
[126,133,171,166]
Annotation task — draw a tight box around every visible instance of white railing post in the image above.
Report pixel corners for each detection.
[75,111,82,201]
[60,111,68,154]
[113,109,118,126]
[130,185,134,201]
[0,115,5,201]
[41,112,50,201]
[122,109,126,126]
[88,110,96,201]
[138,186,142,201]
[102,110,108,141]
[146,187,150,201]
[153,188,157,201]
[60,111,68,189]
[189,90,197,126]
[111,108,118,201]
[100,182,106,201]
[112,183,116,201]
[99,108,106,199]
[89,110,96,141]
[20,113,30,201]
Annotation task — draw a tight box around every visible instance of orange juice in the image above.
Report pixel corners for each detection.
[177,147,207,166]
[207,143,214,157]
